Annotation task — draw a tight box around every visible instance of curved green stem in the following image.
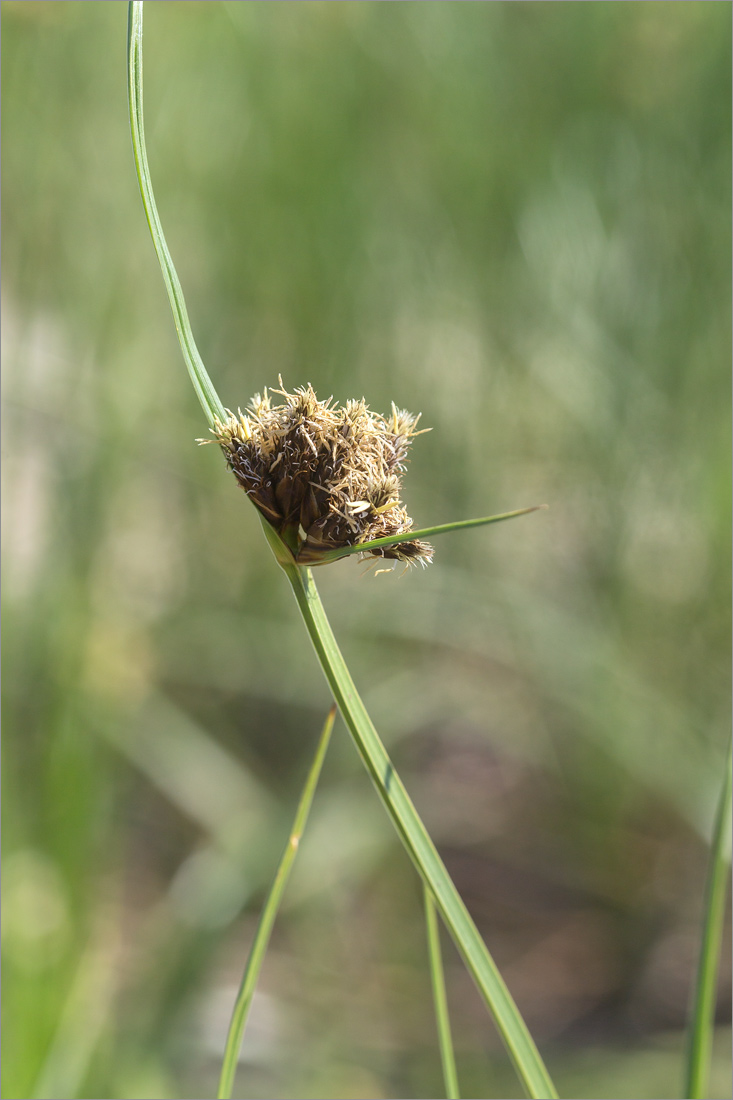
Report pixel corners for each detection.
[127,1,225,425]
[683,734,732,1099]
[260,521,557,1099]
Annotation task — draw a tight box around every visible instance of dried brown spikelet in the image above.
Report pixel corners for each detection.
[206,381,433,567]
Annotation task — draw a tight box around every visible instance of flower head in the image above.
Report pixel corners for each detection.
[207,381,433,567]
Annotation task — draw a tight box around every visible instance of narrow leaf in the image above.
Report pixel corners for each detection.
[683,734,732,1099]
[309,506,547,564]
[217,706,336,1100]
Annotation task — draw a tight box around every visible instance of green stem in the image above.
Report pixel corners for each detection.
[217,706,336,1100]
[425,885,460,1100]
[683,734,732,1099]
[260,521,557,1100]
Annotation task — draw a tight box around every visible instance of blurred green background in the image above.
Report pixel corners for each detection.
[2,2,730,1098]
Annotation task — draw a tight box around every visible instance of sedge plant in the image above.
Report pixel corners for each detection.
[128,3,557,1095]
[128,9,733,1100]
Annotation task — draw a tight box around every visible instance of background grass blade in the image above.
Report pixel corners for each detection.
[217,706,336,1100]
[127,1,225,426]
[425,886,460,1100]
[683,734,732,1100]
[258,518,557,1099]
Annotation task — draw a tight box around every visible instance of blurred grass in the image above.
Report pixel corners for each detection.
[2,2,730,1098]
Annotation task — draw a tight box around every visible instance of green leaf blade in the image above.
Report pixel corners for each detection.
[308,506,547,564]
[217,706,336,1100]
[683,734,732,1100]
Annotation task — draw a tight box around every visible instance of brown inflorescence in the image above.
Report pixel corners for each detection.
[205,381,433,567]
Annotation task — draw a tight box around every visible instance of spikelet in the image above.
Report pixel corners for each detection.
[204,380,433,567]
